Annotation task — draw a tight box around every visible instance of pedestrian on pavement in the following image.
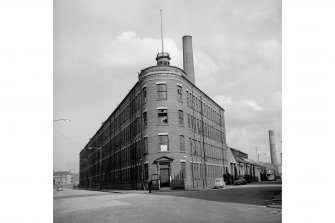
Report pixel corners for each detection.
[148,180,152,193]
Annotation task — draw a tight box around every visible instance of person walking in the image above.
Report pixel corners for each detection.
[148,180,152,193]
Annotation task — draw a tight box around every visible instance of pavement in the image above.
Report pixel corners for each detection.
[54,183,282,223]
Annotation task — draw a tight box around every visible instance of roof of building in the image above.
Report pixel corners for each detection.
[228,147,266,168]
[229,147,248,156]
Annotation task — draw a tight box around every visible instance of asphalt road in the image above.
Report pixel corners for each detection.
[154,185,282,206]
[54,184,282,223]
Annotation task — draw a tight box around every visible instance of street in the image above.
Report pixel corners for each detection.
[54,184,281,223]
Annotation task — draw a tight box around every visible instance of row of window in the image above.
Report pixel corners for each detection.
[143,83,182,101]
[143,109,184,127]
[83,161,224,186]
[189,138,223,160]
[87,165,144,187]
[187,114,223,142]
[85,133,222,170]
[190,163,223,180]
[88,82,224,151]
[186,90,222,125]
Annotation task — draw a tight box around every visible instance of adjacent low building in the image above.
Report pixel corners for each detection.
[226,147,267,184]
[79,35,229,190]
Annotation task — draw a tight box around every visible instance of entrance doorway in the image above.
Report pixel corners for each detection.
[160,163,170,188]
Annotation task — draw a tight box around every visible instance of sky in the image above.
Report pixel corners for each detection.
[54,0,282,172]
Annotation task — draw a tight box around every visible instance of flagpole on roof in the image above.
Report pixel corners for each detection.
[160,9,164,53]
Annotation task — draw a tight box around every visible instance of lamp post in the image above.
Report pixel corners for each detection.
[88,147,102,191]
[53,119,71,122]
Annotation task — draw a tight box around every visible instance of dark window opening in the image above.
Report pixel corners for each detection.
[177,85,182,101]
[180,135,185,152]
[158,109,168,124]
[178,110,184,125]
[143,112,147,127]
[143,87,147,103]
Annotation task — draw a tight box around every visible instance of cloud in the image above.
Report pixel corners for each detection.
[194,50,219,80]
[116,31,136,41]
[256,39,281,69]
[97,31,183,69]
[214,95,233,110]
[240,99,264,111]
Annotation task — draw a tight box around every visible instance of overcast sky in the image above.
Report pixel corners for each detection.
[54,0,281,172]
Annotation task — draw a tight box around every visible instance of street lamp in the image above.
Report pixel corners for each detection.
[53,119,71,122]
[88,147,102,191]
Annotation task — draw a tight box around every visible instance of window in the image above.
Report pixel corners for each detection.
[143,137,148,154]
[186,90,189,106]
[189,92,192,106]
[178,110,184,125]
[192,116,196,130]
[143,87,147,103]
[180,135,185,151]
[181,162,186,179]
[159,135,169,151]
[177,85,182,101]
[193,95,195,108]
[157,83,167,99]
[143,112,147,127]
[188,114,190,128]
[189,138,193,154]
[134,95,138,111]
[158,109,168,124]
[144,163,148,180]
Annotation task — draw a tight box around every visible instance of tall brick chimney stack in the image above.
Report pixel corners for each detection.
[182,35,195,84]
[268,130,278,166]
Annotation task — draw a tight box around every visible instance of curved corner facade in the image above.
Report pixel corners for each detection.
[79,37,228,191]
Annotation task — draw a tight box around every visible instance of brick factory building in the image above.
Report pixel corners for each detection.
[79,35,228,190]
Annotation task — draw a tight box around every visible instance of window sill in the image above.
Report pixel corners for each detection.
[156,98,168,101]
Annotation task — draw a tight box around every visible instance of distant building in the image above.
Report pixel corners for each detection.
[79,35,228,190]
[226,147,267,184]
[258,162,280,180]
[54,171,79,186]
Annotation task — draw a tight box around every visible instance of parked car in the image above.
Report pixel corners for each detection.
[234,176,246,185]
